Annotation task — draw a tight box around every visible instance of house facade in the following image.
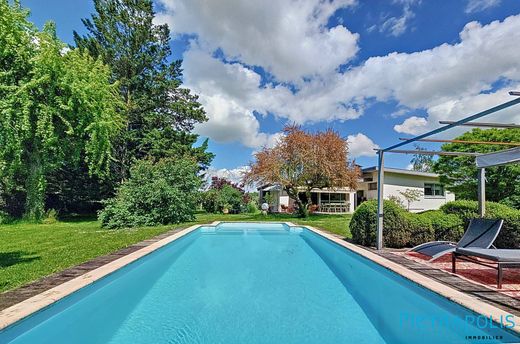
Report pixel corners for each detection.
[358,167,455,212]
[258,184,356,214]
[258,166,454,214]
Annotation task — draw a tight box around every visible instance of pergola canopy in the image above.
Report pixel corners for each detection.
[476,147,520,168]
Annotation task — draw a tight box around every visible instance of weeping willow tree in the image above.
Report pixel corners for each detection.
[0,1,122,220]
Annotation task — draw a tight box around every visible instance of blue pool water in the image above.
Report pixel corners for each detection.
[1,223,519,343]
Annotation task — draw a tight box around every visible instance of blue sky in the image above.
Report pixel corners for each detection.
[22,0,520,179]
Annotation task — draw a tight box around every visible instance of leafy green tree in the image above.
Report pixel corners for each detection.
[433,128,520,208]
[201,178,245,213]
[74,0,214,179]
[0,1,122,220]
[398,188,423,211]
[410,144,434,172]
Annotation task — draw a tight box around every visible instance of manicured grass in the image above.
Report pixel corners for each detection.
[0,212,351,293]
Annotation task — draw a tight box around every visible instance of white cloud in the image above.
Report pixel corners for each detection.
[465,0,501,13]
[156,0,520,154]
[156,0,358,83]
[183,43,362,147]
[394,116,428,135]
[203,166,249,188]
[347,133,379,158]
[344,15,520,110]
[380,1,417,37]
[398,84,520,137]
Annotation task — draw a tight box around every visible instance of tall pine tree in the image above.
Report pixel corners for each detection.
[74,0,213,181]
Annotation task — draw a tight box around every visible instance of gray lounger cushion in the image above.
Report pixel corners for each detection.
[411,219,503,261]
[455,248,520,263]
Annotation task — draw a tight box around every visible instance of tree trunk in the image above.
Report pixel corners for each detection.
[24,151,46,221]
[285,186,309,218]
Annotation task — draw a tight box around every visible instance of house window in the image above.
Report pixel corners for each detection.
[368,182,377,190]
[320,193,346,203]
[424,183,444,196]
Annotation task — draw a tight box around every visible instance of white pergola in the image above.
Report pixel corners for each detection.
[375,92,520,250]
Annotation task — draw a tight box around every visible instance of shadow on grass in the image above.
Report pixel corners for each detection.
[0,251,41,268]
[58,214,98,223]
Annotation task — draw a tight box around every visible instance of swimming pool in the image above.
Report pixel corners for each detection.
[1,222,519,343]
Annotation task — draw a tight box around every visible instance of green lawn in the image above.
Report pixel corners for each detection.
[0,212,351,293]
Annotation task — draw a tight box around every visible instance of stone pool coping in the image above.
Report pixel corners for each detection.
[1,221,520,336]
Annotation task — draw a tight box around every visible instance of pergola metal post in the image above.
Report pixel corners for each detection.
[376,150,384,250]
[478,168,486,217]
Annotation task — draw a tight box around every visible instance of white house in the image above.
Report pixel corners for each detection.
[258,166,454,214]
[258,184,356,214]
[357,167,455,212]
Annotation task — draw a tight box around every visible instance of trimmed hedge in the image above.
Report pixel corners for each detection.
[417,210,464,242]
[350,199,520,249]
[350,200,434,248]
[440,200,520,248]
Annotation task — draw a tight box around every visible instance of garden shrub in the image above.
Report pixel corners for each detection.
[42,209,59,224]
[403,212,435,247]
[351,199,520,249]
[98,158,201,229]
[417,210,464,242]
[0,210,10,224]
[441,200,520,248]
[350,200,433,248]
[201,184,244,213]
[245,201,258,214]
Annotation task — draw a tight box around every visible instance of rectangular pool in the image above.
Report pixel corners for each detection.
[1,222,519,343]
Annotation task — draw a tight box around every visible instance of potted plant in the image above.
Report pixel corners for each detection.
[222,204,231,214]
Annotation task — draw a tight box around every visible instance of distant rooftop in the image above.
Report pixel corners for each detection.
[362,166,439,178]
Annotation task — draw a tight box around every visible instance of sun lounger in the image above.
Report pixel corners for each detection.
[410,219,503,261]
[452,247,520,289]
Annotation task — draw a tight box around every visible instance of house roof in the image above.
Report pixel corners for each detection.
[362,166,439,178]
[257,183,282,191]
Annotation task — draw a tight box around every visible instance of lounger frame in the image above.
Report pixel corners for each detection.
[452,252,520,289]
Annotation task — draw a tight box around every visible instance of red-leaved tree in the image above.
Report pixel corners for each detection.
[243,125,359,217]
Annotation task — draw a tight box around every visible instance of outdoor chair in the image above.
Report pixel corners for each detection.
[409,218,503,262]
[453,248,520,289]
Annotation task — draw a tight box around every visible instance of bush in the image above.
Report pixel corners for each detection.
[98,158,201,229]
[201,184,244,213]
[42,209,59,224]
[0,210,10,224]
[417,210,464,242]
[403,212,435,247]
[245,201,258,214]
[351,199,520,249]
[441,200,520,248]
[350,200,434,248]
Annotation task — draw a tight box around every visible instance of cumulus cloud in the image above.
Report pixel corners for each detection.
[394,116,428,135]
[156,0,358,83]
[203,166,256,191]
[347,133,379,158]
[156,0,520,153]
[397,84,520,137]
[344,15,520,110]
[183,43,362,147]
[465,0,501,13]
